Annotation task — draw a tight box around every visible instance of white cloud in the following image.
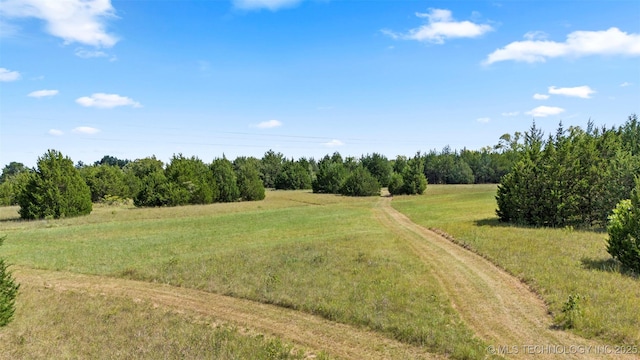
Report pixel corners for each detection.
[620,82,632,87]
[485,27,640,64]
[1,0,118,48]
[0,67,20,81]
[526,106,565,118]
[523,31,548,41]
[72,126,100,134]
[501,111,520,117]
[76,93,142,108]
[533,93,549,100]
[48,129,64,136]
[323,139,344,147]
[476,117,490,123]
[75,48,107,58]
[255,119,282,129]
[28,89,59,98]
[233,0,302,11]
[383,8,493,44]
[548,85,595,99]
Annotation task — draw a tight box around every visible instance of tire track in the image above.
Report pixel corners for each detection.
[12,268,440,360]
[376,196,638,359]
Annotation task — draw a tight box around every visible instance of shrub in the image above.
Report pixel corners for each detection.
[387,172,404,195]
[606,179,640,273]
[339,166,380,197]
[18,150,92,219]
[0,236,19,327]
[211,157,240,203]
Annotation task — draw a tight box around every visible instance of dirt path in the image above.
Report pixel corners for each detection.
[13,268,439,360]
[376,196,638,359]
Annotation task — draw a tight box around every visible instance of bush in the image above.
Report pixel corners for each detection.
[18,150,92,219]
[0,236,19,327]
[387,172,404,195]
[339,166,380,197]
[606,180,640,273]
[234,158,265,201]
[211,158,240,203]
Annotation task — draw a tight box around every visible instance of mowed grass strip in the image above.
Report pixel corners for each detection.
[0,191,488,359]
[391,184,640,345]
[0,281,318,360]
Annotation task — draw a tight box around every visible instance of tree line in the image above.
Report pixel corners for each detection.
[496,114,639,228]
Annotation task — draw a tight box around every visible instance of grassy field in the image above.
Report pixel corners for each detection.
[0,191,487,359]
[392,184,640,345]
[1,281,311,360]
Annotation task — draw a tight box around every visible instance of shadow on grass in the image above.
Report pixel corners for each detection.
[581,257,638,279]
[474,217,606,233]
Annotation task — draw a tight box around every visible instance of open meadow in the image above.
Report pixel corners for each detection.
[392,185,640,346]
[0,186,638,359]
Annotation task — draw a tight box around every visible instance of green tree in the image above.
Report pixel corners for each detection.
[0,236,19,327]
[606,179,640,273]
[400,155,428,195]
[165,154,218,205]
[387,172,404,195]
[0,162,28,184]
[361,153,392,187]
[93,155,130,168]
[211,157,240,202]
[17,150,92,219]
[260,150,284,188]
[234,157,265,201]
[275,160,312,190]
[312,154,347,194]
[80,164,130,203]
[128,157,170,207]
[339,166,380,197]
[0,170,33,206]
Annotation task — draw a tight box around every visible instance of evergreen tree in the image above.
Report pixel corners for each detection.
[18,150,92,219]
[312,154,347,194]
[0,236,18,327]
[234,157,265,201]
[339,166,380,197]
[211,157,240,202]
[607,179,640,273]
[165,154,218,205]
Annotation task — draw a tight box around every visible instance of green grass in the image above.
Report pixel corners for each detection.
[0,190,487,359]
[392,184,640,345]
[0,283,316,360]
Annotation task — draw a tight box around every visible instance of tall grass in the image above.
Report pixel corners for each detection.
[0,191,487,359]
[0,282,315,360]
[392,184,640,345]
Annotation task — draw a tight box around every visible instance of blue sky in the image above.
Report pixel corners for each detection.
[1,0,639,168]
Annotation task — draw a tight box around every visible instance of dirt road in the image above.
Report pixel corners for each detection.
[376,196,637,359]
[14,268,439,360]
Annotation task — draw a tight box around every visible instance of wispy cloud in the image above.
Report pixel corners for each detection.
[255,119,283,129]
[48,129,64,136]
[0,67,20,81]
[76,93,142,108]
[620,82,632,87]
[548,85,595,99]
[28,89,59,98]
[72,126,100,135]
[233,0,302,11]
[1,0,118,48]
[501,111,520,117]
[382,8,493,44]
[476,117,490,123]
[74,48,115,60]
[526,106,565,118]
[523,31,548,41]
[323,139,344,147]
[485,27,640,64]
[533,93,549,100]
